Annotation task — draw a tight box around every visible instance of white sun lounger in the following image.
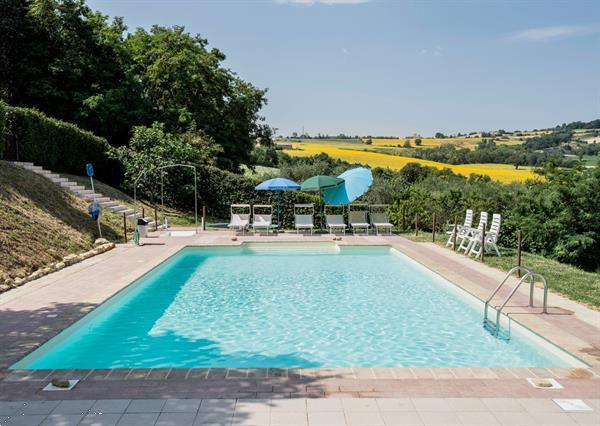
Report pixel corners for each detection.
[252,204,273,235]
[369,205,393,235]
[348,204,370,236]
[446,209,473,246]
[227,204,250,235]
[325,215,346,235]
[294,204,314,234]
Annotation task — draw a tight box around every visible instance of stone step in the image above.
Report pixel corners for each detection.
[50,177,68,183]
[68,185,86,191]
[37,169,52,175]
[45,173,60,179]
[98,200,116,207]
[107,205,128,212]
[79,192,104,200]
[59,181,77,188]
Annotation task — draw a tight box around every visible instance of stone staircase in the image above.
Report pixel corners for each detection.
[12,161,162,229]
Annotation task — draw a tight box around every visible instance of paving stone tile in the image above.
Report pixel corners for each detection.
[105,369,131,380]
[231,410,269,425]
[126,399,166,413]
[40,413,84,425]
[198,399,237,412]
[235,400,271,413]
[530,411,577,425]
[18,401,61,415]
[410,399,452,412]
[307,411,346,425]
[345,411,383,426]
[195,410,234,425]
[125,370,151,380]
[162,399,201,413]
[270,411,308,426]
[492,411,536,425]
[306,399,343,412]
[391,369,415,379]
[85,370,112,381]
[380,411,423,425]
[80,413,123,426]
[517,398,564,413]
[166,369,189,381]
[376,399,414,412]
[207,369,228,379]
[52,400,95,414]
[155,412,196,426]
[5,414,48,425]
[482,398,525,412]
[270,400,306,412]
[341,399,377,412]
[417,411,460,425]
[90,400,131,414]
[247,369,268,379]
[0,401,27,415]
[444,398,487,412]
[116,413,159,426]
[227,369,248,379]
[567,412,600,425]
[456,411,500,425]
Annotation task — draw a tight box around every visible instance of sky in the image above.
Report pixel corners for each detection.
[88,0,600,137]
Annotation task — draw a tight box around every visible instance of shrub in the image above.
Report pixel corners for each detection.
[1,103,121,184]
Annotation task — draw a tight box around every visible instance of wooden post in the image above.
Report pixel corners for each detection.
[516,230,522,277]
[122,213,127,242]
[452,216,458,251]
[414,213,419,236]
[154,207,158,232]
[202,205,206,231]
[480,226,486,263]
[432,213,436,242]
[142,207,145,220]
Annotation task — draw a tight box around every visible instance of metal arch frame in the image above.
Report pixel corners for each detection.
[133,164,198,233]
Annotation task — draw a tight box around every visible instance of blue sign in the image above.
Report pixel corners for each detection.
[88,202,101,221]
[86,163,94,177]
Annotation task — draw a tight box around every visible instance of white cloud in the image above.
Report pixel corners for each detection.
[274,0,369,5]
[510,25,598,41]
[341,47,350,55]
[419,47,443,57]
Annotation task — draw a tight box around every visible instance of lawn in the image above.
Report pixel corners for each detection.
[400,231,600,309]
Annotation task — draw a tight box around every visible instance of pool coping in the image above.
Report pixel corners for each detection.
[1,232,599,400]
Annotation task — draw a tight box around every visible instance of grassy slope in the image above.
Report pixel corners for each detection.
[400,231,600,309]
[0,162,123,279]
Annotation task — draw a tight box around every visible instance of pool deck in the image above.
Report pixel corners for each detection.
[0,230,599,423]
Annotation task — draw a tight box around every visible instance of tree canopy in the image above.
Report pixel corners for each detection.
[1,0,270,170]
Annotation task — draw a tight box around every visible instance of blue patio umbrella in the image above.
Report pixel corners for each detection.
[323,167,373,206]
[255,177,301,226]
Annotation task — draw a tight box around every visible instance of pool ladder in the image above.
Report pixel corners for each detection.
[483,266,548,340]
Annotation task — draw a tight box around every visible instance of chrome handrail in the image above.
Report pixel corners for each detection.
[484,266,548,337]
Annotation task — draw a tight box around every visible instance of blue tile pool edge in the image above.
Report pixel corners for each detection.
[10,242,589,370]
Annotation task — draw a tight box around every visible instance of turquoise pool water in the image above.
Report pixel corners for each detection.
[15,244,576,369]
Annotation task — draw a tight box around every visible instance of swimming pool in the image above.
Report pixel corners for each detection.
[13,243,583,369]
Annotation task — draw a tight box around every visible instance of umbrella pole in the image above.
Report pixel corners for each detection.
[277,191,281,229]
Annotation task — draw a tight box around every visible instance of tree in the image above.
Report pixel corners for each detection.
[403,139,412,148]
[414,138,422,146]
[434,132,446,138]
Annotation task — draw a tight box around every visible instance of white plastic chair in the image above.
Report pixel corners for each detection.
[458,211,488,253]
[446,209,473,246]
[469,213,502,257]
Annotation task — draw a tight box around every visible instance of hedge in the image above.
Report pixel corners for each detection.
[0,102,122,184]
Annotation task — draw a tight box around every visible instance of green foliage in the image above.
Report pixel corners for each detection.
[1,103,120,183]
[0,100,5,154]
[2,0,270,168]
[109,123,221,208]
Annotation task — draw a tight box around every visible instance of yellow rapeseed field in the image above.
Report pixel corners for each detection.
[286,143,539,183]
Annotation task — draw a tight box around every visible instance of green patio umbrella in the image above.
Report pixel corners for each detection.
[300,175,344,192]
[300,175,344,229]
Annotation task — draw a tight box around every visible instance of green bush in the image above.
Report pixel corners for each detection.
[1,104,121,184]
[0,100,6,154]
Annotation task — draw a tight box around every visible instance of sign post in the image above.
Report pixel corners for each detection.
[86,163,102,238]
